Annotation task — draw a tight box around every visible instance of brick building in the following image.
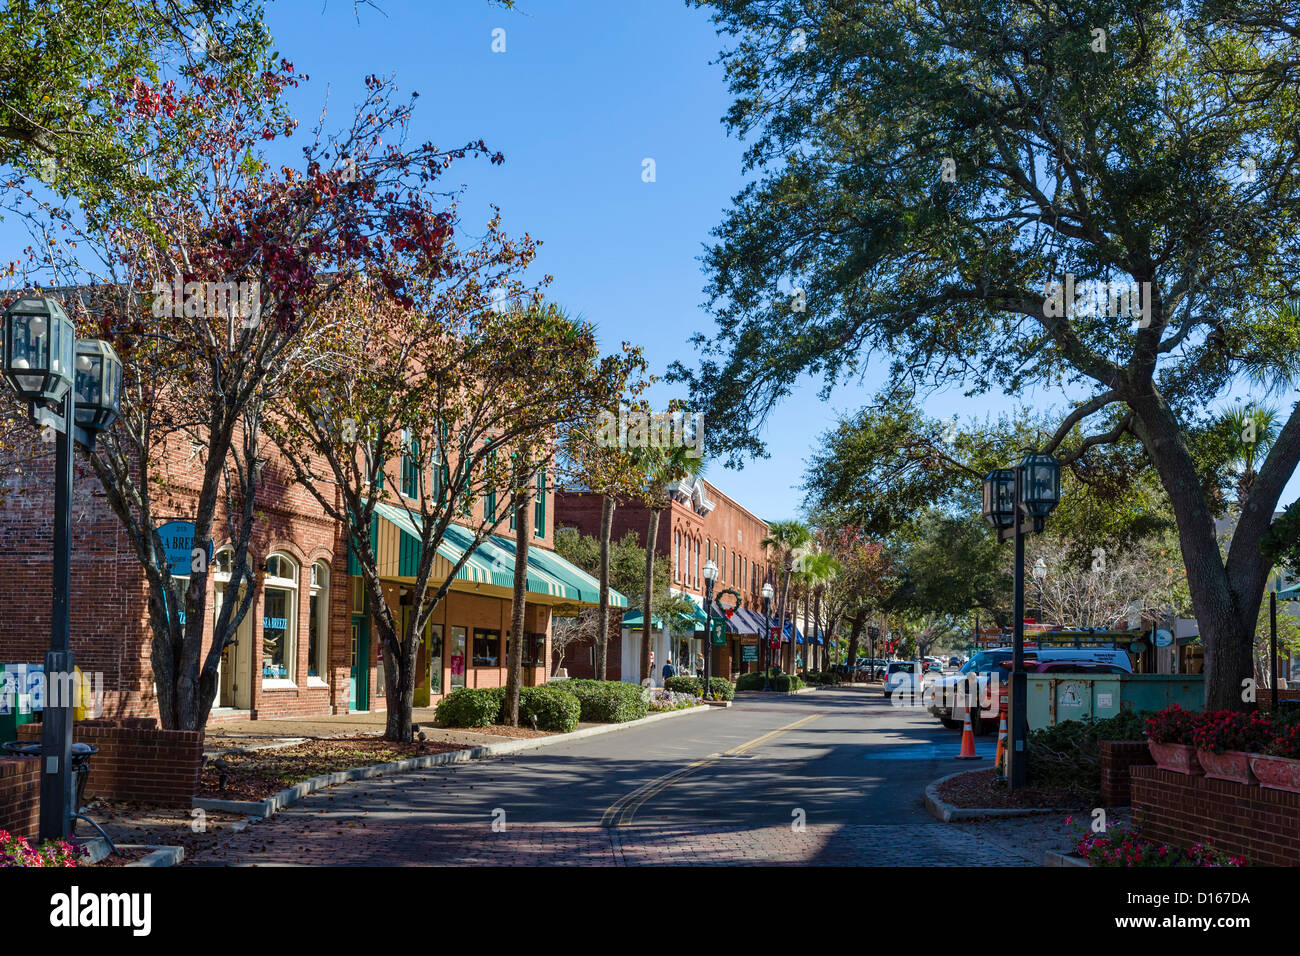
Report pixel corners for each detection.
[0,412,613,725]
[555,475,786,683]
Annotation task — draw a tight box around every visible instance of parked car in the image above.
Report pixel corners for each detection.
[883,660,932,698]
[948,656,963,668]
[927,647,1133,733]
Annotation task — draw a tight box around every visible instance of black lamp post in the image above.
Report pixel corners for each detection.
[983,452,1061,790]
[3,296,122,841]
[702,559,718,700]
[761,582,774,691]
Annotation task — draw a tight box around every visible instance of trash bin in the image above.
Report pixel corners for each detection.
[0,664,37,744]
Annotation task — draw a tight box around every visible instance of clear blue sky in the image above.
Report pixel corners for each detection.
[11,0,1297,519]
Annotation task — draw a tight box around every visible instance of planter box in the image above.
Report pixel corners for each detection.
[1148,740,1202,775]
[1249,753,1300,794]
[1196,749,1254,785]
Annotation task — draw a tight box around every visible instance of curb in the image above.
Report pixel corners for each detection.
[81,838,185,867]
[924,770,1081,822]
[1044,850,1090,867]
[193,702,717,819]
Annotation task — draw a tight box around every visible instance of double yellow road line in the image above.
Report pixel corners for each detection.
[600,712,823,827]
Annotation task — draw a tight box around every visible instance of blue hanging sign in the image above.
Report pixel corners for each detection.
[156,520,213,575]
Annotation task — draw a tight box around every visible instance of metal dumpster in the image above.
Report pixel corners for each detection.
[1026,673,1204,731]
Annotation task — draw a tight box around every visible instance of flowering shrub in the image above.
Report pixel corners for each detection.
[1066,818,1245,867]
[647,688,701,712]
[0,830,81,867]
[1190,710,1274,755]
[1144,704,1198,744]
[1265,721,1300,759]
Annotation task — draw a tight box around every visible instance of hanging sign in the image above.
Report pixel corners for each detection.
[156,520,213,575]
[1154,628,1174,648]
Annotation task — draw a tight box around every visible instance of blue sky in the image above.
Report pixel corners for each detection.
[10,0,1296,520]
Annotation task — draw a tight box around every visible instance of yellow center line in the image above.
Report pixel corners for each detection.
[601,712,824,827]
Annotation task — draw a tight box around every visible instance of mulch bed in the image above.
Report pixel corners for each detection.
[198,736,475,801]
[74,799,248,864]
[88,845,152,867]
[935,768,1094,810]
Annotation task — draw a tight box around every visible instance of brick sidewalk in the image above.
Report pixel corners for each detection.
[187,819,1034,866]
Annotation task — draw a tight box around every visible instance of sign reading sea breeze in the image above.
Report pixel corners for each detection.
[156,520,213,576]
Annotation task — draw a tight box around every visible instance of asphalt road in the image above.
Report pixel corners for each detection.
[188,684,1025,866]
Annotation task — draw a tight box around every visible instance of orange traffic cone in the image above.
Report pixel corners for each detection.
[994,709,1009,775]
[954,705,980,760]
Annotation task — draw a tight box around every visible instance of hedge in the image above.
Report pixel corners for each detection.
[555,679,648,723]
[734,671,803,692]
[1026,710,1151,794]
[709,677,735,700]
[518,685,581,733]
[434,687,507,728]
[664,676,704,698]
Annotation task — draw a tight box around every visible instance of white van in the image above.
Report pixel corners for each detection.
[928,646,1133,733]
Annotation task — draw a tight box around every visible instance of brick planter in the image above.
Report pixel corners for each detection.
[1131,765,1300,866]
[1196,749,1255,786]
[1148,740,1202,775]
[0,756,40,839]
[18,719,202,807]
[1100,740,1154,806]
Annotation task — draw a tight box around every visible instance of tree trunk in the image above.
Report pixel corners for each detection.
[846,612,864,668]
[505,489,534,725]
[812,589,822,673]
[802,590,810,673]
[641,508,660,683]
[596,494,614,680]
[382,614,418,742]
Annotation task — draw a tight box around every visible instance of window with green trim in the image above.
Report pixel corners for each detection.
[400,431,419,499]
[533,471,546,538]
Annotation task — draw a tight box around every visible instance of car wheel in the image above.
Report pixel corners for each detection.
[939,717,962,730]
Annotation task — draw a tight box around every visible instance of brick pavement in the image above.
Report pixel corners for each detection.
[187,816,1034,866]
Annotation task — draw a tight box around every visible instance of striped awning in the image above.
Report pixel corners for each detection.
[350,500,626,607]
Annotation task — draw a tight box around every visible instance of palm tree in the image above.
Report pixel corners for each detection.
[636,444,706,682]
[762,520,813,673]
[504,460,536,726]
[803,551,841,672]
[1221,402,1280,508]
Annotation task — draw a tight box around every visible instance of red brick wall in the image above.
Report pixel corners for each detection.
[18,719,202,807]
[1100,740,1154,806]
[1130,765,1300,866]
[0,756,40,840]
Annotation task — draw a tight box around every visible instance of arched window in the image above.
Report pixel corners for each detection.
[308,561,330,682]
[674,531,680,581]
[263,553,299,685]
[720,546,727,584]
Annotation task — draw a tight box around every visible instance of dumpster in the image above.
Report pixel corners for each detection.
[1026,673,1204,731]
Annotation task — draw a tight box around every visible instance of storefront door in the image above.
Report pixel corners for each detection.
[350,614,370,711]
[449,626,466,689]
[215,584,253,710]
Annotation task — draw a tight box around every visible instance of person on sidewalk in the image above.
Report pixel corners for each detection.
[662,656,677,684]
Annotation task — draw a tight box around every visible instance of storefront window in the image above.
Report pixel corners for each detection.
[473,629,501,667]
[262,553,298,683]
[307,561,329,679]
[429,623,443,694]
[450,626,467,687]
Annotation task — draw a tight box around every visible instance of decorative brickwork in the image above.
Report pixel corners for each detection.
[0,756,41,839]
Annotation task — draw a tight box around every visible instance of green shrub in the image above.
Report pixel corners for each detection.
[555,679,648,722]
[434,687,506,728]
[773,674,805,692]
[708,677,735,700]
[1026,710,1152,794]
[664,676,704,698]
[518,685,581,733]
[735,672,765,691]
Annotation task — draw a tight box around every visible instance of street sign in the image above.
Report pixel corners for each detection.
[741,643,758,662]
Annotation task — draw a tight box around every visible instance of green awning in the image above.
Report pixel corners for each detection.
[348,500,626,607]
[622,599,706,631]
[1279,584,1300,602]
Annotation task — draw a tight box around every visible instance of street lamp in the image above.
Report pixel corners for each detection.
[761,581,774,692]
[2,295,122,841]
[702,559,718,700]
[984,451,1061,791]
[1032,557,1047,625]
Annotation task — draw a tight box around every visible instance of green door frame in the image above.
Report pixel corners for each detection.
[351,594,370,712]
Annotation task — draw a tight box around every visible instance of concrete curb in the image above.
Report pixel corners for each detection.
[1044,850,1090,867]
[192,703,716,819]
[924,770,1081,822]
[81,838,185,867]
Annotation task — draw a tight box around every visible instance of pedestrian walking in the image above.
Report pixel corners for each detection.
[662,656,676,683]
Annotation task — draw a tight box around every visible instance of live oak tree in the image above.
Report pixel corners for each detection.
[273,289,641,741]
[677,0,1300,708]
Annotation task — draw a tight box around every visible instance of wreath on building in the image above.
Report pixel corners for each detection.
[713,587,741,618]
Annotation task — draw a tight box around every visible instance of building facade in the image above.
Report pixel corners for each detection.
[0,425,608,724]
[555,475,777,683]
